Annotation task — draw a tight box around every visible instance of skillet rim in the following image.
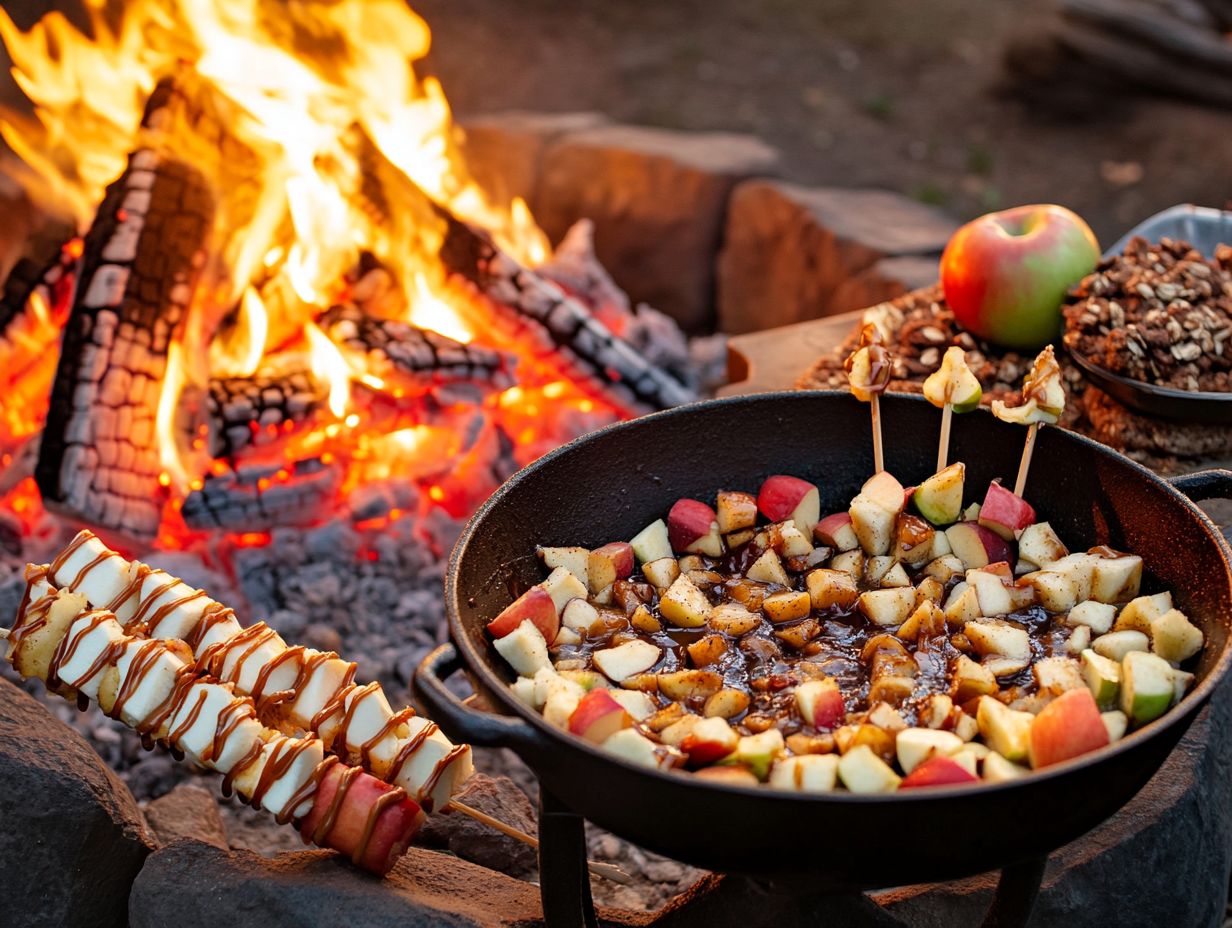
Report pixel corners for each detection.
[444,389,1232,804]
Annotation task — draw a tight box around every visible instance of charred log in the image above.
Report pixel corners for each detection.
[35,80,216,539]
[180,456,340,531]
[206,365,325,459]
[318,302,514,391]
[437,212,696,413]
[0,226,77,340]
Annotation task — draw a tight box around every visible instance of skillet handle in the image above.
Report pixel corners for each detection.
[413,643,548,755]
[1169,469,1232,502]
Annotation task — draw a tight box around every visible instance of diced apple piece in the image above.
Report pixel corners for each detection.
[538,546,590,586]
[1067,600,1115,635]
[543,680,585,728]
[978,481,1036,541]
[1066,625,1092,655]
[758,475,821,536]
[588,543,635,595]
[983,752,1028,782]
[1114,592,1172,634]
[942,583,981,627]
[487,586,560,643]
[929,529,953,560]
[659,714,702,746]
[726,529,756,548]
[667,499,724,557]
[561,599,599,634]
[1049,554,1097,602]
[914,576,945,607]
[593,639,662,682]
[558,669,608,692]
[963,502,981,521]
[894,514,937,567]
[837,744,901,793]
[707,602,762,636]
[602,728,678,770]
[716,490,757,533]
[1080,649,1121,709]
[805,568,858,611]
[924,554,965,584]
[966,568,1016,616]
[1172,668,1195,702]
[815,513,859,552]
[630,605,662,635]
[1028,688,1109,768]
[921,694,954,730]
[680,716,740,766]
[630,521,673,565]
[1120,651,1176,724]
[771,522,812,558]
[795,678,845,730]
[1090,552,1143,604]
[1024,570,1081,613]
[657,669,724,701]
[704,688,752,719]
[1151,609,1203,663]
[607,689,655,721]
[1092,630,1150,662]
[976,696,1034,763]
[865,555,895,586]
[568,690,633,744]
[541,567,588,616]
[965,621,1031,660]
[858,587,917,627]
[552,627,582,649]
[762,590,810,624]
[896,727,964,774]
[746,549,790,586]
[900,755,979,789]
[881,562,911,588]
[736,729,785,780]
[769,754,840,792]
[1033,656,1085,695]
[897,600,946,641]
[983,656,1030,678]
[695,765,760,787]
[850,498,896,556]
[945,522,1013,570]
[830,549,865,578]
[1017,523,1068,569]
[493,620,552,676]
[913,463,965,526]
[642,557,680,591]
[1102,710,1129,742]
[859,471,907,514]
[659,574,711,628]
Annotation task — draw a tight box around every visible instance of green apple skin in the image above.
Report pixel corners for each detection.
[913,463,965,526]
[941,204,1100,350]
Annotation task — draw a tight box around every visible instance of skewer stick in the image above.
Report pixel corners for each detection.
[870,394,884,474]
[1013,423,1039,497]
[936,403,953,473]
[447,800,631,884]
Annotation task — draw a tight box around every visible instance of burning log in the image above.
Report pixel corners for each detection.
[206,365,326,459]
[0,226,77,343]
[437,212,696,413]
[35,81,216,539]
[318,302,515,391]
[179,456,341,531]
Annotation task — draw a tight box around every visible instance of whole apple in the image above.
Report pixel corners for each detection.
[941,204,1099,350]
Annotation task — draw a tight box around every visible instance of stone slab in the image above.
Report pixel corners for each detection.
[144,783,229,851]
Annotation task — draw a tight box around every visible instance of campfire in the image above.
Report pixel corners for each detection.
[0,0,695,560]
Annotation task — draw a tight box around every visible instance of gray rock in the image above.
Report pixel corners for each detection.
[128,842,546,928]
[535,124,780,332]
[716,180,956,334]
[144,783,229,850]
[414,774,539,879]
[0,677,153,928]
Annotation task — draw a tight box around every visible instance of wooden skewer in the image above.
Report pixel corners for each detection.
[1013,422,1040,497]
[870,393,884,474]
[447,799,632,884]
[936,403,953,473]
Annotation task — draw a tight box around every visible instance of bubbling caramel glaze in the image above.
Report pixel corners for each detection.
[44,530,473,813]
[2,576,424,875]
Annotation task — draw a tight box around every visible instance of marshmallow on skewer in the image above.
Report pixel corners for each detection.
[47,533,134,610]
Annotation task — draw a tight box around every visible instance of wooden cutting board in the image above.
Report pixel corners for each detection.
[720,311,861,397]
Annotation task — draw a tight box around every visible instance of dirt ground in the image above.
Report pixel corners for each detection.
[412,0,1232,247]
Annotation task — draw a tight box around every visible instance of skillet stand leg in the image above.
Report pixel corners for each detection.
[538,786,599,928]
[980,855,1047,928]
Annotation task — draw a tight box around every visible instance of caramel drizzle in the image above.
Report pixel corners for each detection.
[387,719,439,790]
[187,603,239,652]
[14,564,49,621]
[198,622,277,680]
[418,744,469,813]
[282,755,340,826]
[311,764,362,847]
[250,735,319,815]
[7,592,58,654]
[105,563,152,616]
[47,609,113,691]
[353,787,408,868]
[207,691,258,766]
[47,532,92,586]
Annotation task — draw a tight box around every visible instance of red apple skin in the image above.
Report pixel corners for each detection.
[1029,688,1110,769]
[668,499,719,552]
[812,683,845,730]
[757,475,817,522]
[899,755,980,789]
[591,542,635,580]
[299,763,427,874]
[941,204,1099,350]
[567,690,632,744]
[815,513,854,547]
[979,482,1037,541]
[947,521,1014,568]
[681,732,736,767]
[486,586,559,643]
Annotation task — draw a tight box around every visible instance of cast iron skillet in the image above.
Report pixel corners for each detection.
[416,391,1232,890]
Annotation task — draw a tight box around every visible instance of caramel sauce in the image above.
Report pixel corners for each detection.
[418,745,468,812]
[311,763,362,846]
[47,532,92,586]
[388,720,439,788]
[353,787,407,867]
